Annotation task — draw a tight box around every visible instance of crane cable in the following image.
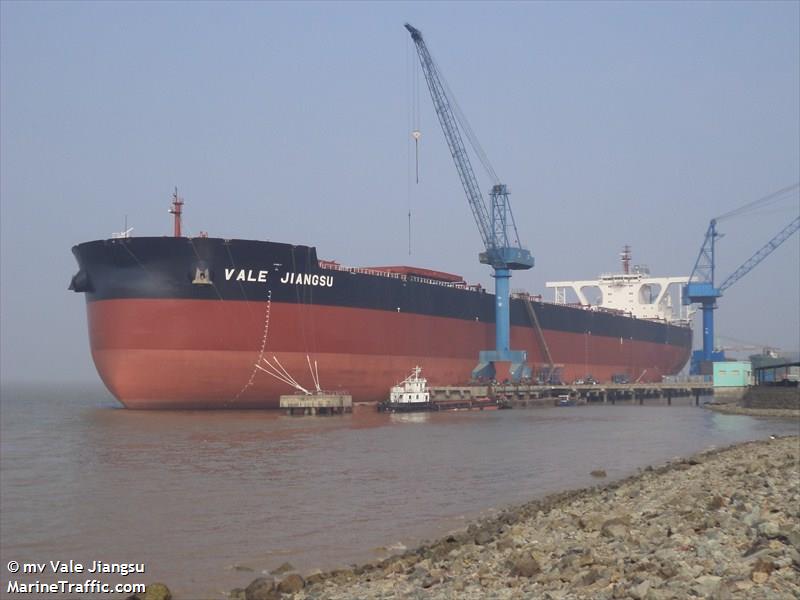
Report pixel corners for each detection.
[410,37,418,254]
[431,53,500,185]
[715,182,799,222]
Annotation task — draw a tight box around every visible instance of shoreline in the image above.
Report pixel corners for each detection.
[214,435,800,600]
[704,403,800,419]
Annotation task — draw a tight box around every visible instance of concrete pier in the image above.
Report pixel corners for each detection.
[427,382,713,408]
[280,394,352,416]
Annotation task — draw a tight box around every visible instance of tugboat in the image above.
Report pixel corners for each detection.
[379,367,431,412]
[379,367,503,413]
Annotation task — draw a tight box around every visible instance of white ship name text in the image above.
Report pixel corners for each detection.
[280,272,334,287]
[224,269,269,282]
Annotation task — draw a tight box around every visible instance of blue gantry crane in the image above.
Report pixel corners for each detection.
[405,23,534,381]
[683,183,800,373]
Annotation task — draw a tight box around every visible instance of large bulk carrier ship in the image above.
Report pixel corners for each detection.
[70,194,693,409]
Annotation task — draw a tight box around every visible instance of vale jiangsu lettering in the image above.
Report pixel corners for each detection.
[223,268,333,287]
[280,272,334,287]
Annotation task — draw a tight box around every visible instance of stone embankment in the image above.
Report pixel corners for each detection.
[707,385,799,418]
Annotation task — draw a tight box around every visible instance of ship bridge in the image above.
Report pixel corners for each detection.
[545,270,694,325]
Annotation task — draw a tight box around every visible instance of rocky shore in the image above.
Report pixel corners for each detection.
[134,436,800,600]
[708,386,800,419]
[240,436,799,600]
[705,404,800,419]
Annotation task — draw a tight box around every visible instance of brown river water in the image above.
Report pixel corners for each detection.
[1,383,796,599]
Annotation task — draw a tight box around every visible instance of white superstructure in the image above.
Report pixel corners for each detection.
[545,247,695,325]
[389,366,430,404]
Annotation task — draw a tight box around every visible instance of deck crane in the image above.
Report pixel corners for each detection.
[683,183,800,373]
[405,23,534,382]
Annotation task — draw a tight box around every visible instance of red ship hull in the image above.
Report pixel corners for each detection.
[87,298,691,409]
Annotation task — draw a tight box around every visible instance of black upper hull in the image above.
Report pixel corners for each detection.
[71,236,692,348]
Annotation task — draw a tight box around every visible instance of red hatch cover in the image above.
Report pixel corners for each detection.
[366,265,465,283]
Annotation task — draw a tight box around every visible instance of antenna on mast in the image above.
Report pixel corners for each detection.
[621,245,631,274]
[169,187,184,237]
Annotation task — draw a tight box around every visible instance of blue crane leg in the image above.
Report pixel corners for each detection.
[495,268,510,353]
[701,302,715,362]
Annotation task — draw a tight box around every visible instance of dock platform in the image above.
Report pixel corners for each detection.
[280,393,352,416]
[427,382,713,408]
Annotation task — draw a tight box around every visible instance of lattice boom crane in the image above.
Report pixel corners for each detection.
[683,188,800,370]
[405,23,534,381]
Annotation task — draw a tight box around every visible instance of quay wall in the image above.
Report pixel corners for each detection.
[742,385,800,410]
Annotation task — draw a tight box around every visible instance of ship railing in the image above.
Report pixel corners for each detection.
[514,291,690,327]
[319,261,407,280]
[510,291,543,302]
[599,273,643,281]
[318,260,483,291]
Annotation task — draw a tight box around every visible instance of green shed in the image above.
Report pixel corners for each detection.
[713,361,753,388]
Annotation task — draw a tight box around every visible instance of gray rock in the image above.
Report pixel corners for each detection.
[305,570,325,586]
[577,513,605,531]
[659,562,679,579]
[497,536,516,551]
[693,575,722,597]
[629,580,650,600]
[743,508,762,527]
[787,548,800,568]
[277,573,305,594]
[775,528,800,548]
[474,529,493,545]
[612,583,630,599]
[577,550,595,567]
[420,575,437,589]
[245,577,277,600]
[601,517,630,539]
[510,555,541,577]
[330,567,355,585]
[502,509,521,525]
[581,568,603,586]
[411,565,430,584]
[590,469,607,478]
[758,521,780,538]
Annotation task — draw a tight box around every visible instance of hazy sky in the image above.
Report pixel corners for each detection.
[2,1,798,384]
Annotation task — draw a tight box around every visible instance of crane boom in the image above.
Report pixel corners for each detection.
[719,216,800,292]
[687,219,719,287]
[406,23,534,382]
[404,23,493,249]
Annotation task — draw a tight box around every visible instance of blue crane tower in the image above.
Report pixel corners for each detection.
[405,23,534,382]
[683,183,800,373]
